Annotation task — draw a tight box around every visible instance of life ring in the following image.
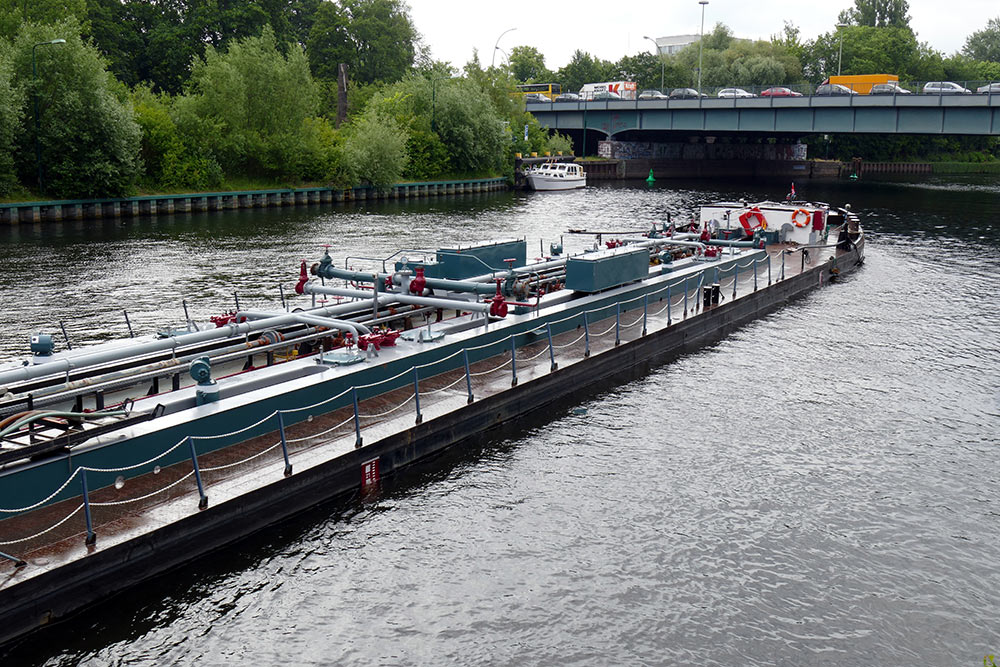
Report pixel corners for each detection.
[738,208,767,234]
[792,208,811,228]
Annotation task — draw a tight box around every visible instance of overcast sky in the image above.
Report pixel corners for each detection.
[408,0,999,71]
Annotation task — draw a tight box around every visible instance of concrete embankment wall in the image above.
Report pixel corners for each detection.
[585,159,843,181]
[0,243,863,647]
[0,178,509,225]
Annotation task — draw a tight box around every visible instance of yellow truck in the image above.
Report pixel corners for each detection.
[824,74,899,94]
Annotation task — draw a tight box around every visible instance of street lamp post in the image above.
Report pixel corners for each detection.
[643,36,664,92]
[697,0,709,95]
[491,27,516,68]
[32,38,66,194]
[836,23,849,76]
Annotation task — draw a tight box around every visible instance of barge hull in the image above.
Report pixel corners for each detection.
[0,243,863,648]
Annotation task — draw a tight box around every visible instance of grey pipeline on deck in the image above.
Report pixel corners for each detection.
[0,178,509,224]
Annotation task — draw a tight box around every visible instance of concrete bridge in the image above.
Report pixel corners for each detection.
[529,95,1000,151]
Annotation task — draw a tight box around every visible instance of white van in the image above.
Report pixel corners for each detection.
[579,81,637,100]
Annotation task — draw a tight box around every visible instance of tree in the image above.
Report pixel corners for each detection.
[509,45,551,83]
[10,20,141,197]
[963,18,1000,63]
[0,0,87,41]
[343,107,407,188]
[0,42,24,196]
[837,0,911,29]
[177,26,324,180]
[612,52,662,91]
[555,50,615,93]
[307,1,353,81]
[803,26,922,81]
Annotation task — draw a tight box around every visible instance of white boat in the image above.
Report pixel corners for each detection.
[525,162,586,191]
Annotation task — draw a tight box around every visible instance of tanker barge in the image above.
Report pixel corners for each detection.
[0,199,863,646]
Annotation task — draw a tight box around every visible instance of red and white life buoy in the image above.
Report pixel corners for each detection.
[738,207,767,234]
[792,208,811,228]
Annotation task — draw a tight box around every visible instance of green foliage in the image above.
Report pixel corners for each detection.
[10,20,141,197]
[180,27,323,180]
[668,27,802,88]
[803,25,923,81]
[308,0,417,85]
[838,0,911,29]
[546,132,574,156]
[343,107,407,188]
[812,133,998,162]
[963,18,1000,63]
[614,52,663,91]
[509,45,552,83]
[0,0,87,41]
[0,42,24,196]
[556,50,615,93]
[405,128,449,180]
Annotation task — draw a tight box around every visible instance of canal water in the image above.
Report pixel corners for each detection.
[1,176,999,665]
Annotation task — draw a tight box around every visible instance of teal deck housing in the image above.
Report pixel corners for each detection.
[396,239,526,280]
[565,247,650,292]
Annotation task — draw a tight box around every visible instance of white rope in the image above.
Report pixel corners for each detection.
[520,345,552,361]
[358,392,416,418]
[286,414,355,442]
[469,358,512,377]
[192,411,278,441]
[590,322,618,337]
[200,444,283,473]
[0,504,84,546]
[0,468,81,514]
[80,436,189,474]
[354,365,413,390]
[90,471,197,506]
[551,332,586,349]
[281,386,352,414]
[421,374,468,395]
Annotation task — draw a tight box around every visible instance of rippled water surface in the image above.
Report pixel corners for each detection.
[2,176,999,665]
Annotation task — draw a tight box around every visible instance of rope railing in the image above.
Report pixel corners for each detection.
[0,251,785,554]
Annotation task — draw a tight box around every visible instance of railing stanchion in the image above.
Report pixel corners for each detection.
[546,323,558,371]
[0,550,26,568]
[615,303,621,346]
[642,294,648,335]
[413,367,423,424]
[768,256,772,285]
[733,265,738,299]
[276,411,292,476]
[754,258,759,291]
[352,387,363,447]
[667,285,672,325]
[781,251,786,281]
[683,278,688,317]
[463,349,474,403]
[510,335,518,387]
[187,436,208,509]
[81,469,96,545]
[583,311,591,357]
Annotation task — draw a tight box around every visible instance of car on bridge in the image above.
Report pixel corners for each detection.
[815,83,859,96]
[669,88,707,99]
[554,92,582,101]
[870,83,912,95]
[524,93,551,103]
[638,89,669,100]
[591,91,623,100]
[760,87,803,98]
[977,82,1000,94]
[922,81,971,95]
[717,88,755,98]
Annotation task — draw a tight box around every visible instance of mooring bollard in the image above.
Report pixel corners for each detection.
[352,387,362,448]
[510,335,518,387]
[546,323,558,371]
[81,469,96,545]
[276,411,293,476]
[187,436,208,509]
[463,349,473,403]
[583,311,591,357]
[413,367,423,424]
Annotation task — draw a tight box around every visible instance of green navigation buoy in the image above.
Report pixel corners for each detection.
[646,169,655,185]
